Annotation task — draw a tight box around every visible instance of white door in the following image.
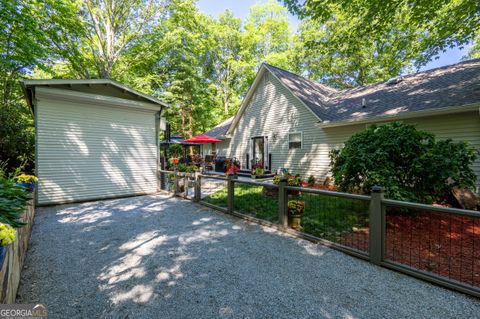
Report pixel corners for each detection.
[36,96,158,205]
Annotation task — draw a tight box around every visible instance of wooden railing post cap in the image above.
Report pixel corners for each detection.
[371,186,384,193]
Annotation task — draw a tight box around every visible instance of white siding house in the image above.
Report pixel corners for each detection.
[21,79,168,206]
[204,59,480,185]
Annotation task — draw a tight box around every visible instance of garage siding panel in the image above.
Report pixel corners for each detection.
[36,96,158,205]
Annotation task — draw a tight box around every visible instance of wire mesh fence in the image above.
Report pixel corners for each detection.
[199,176,228,210]
[180,173,196,200]
[233,181,279,223]
[296,190,370,253]
[157,169,480,297]
[384,205,480,288]
[159,171,174,192]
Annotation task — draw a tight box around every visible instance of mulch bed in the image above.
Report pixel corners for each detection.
[301,183,337,191]
[339,211,480,288]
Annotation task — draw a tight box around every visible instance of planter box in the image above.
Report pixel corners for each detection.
[0,199,35,303]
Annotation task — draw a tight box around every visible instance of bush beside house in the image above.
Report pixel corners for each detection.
[330,122,477,204]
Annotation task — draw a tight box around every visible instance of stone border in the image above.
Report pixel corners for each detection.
[0,200,35,303]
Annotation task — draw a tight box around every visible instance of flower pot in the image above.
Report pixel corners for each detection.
[0,245,8,266]
[16,183,35,192]
[288,214,303,230]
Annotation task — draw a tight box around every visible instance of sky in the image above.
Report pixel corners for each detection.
[197,0,470,72]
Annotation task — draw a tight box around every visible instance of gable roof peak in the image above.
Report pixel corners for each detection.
[262,63,337,94]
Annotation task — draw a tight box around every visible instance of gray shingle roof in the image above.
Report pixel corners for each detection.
[203,117,233,139]
[265,59,480,124]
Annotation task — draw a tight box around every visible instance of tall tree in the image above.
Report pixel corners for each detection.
[242,0,294,84]
[283,0,480,69]
[46,0,169,79]
[466,32,480,59]
[0,0,56,171]
[208,10,244,116]
[295,12,417,88]
[156,0,211,138]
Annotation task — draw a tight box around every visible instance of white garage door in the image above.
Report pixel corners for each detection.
[36,91,159,205]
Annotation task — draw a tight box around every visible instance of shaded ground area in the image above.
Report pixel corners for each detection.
[18,194,479,318]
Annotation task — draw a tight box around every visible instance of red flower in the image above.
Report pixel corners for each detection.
[226,164,239,176]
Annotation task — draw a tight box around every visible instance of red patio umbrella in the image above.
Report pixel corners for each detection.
[183,134,221,161]
[183,134,221,143]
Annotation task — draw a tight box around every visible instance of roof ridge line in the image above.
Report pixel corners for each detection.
[262,63,338,94]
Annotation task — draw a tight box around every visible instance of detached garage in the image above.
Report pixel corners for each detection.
[21,79,168,206]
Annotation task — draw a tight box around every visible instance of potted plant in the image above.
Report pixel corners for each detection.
[170,157,180,167]
[0,223,15,266]
[288,200,305,230]
[255,166,264,176]
[15,173,38,192]
[226,163,239,177]
[186,165,198,187]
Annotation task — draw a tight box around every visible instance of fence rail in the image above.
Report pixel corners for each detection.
[158,169,480,298]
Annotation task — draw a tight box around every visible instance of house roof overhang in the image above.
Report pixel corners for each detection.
[20,78,169,110]
[317,103,480,128]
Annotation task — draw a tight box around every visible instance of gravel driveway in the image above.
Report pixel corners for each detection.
[18,194,479,318]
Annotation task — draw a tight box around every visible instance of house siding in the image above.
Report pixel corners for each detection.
[36,94,158,205]
[215,71,480,186]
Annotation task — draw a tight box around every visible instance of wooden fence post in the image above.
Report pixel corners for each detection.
[173,169,179,196]
[227,174,236,213]
[183,173,188,198]
[194,172,201,202]
[369,186,385,265]
[278,178,288,228]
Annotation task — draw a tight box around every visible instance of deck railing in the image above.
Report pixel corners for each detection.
[158,170,480,298]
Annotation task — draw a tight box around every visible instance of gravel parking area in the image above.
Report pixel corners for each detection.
[18,194,479,318]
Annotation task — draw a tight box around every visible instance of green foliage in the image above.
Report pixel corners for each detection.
[0,177,31,228]
[307,175,316,185]
[203,184,369,238]
[0,105,34,172]
[329,122,477,203]
[177,163,187,172]
[167,144,183,158]
[285,0,480,88]
[295,16,416,88]
[288,200,305,215]
[466,31,480,59]
[273,174,302,186]
[185,165,198,173]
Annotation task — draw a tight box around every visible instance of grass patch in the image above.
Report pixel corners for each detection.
[203,184,369,240]
[233,184,278,222]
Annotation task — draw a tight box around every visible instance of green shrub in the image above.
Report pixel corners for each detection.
[177,163,187,172]
[329,122,477,203]
[307,175,316,185]
[273,174,302,186]
[0,104,35,173]
[186,165,198,173]
[0,178,31,228]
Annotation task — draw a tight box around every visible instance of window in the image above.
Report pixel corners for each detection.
[211,142,217,154]
[289,132,302,149]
